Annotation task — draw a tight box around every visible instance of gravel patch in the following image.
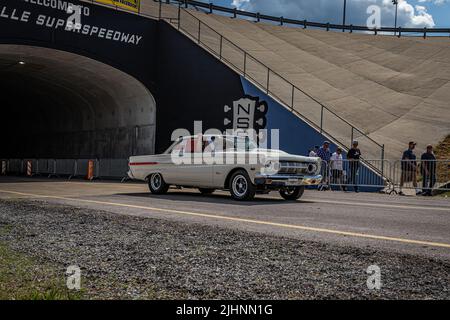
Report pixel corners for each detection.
[0,199,448,299]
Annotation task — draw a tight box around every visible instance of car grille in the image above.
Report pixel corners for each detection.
[279,161,313,175]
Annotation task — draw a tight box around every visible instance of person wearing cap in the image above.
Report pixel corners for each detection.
[317,141,332,191]
[420,144,437,196]
[399,141,420,196]
[330,147,346,191]
[346,140,361,192]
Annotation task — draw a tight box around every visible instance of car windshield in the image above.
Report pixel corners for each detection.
[164,135,258,154]
[164,139,183,154]
[224,136,258,151]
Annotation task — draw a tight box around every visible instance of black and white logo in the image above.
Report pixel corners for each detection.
[224,96,268,132]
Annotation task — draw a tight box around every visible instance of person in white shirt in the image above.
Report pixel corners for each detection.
[309,145,319,157]
[330,147,346,191]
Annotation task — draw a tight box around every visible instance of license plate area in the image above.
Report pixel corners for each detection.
[286,178,300,186]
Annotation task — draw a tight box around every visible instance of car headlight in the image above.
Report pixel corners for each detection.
[264,160,280,173]
[307,163,318,174]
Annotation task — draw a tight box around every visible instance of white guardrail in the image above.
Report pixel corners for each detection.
[0,158,448,194]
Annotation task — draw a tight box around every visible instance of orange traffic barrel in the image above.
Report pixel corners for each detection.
[86,160,95,180]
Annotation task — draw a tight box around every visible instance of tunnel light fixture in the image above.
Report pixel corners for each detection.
[18,61,26,65]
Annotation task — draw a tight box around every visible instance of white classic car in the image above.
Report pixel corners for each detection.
[128,135,322,201]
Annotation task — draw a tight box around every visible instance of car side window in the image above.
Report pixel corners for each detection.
[183,138,203,154]
[224,137,254,151]
[204,137,223,153]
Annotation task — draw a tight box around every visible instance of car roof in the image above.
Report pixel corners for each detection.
[180,134,253,139]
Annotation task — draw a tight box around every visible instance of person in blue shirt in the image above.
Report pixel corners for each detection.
[317,141,332,190]
[317,141,331,162]
[399,141,420,196]
[420,144,437,196]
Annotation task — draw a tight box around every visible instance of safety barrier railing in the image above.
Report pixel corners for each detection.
[318,159,449,194]
[390,159,450,195]
[0,159,129,181]
[324,159,390,191]
[159,0,450,38]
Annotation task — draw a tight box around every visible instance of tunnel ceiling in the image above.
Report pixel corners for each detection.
[0,44,155,132]
[0,44,156,159]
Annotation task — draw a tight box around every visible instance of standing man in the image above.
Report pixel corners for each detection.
[421,144,437,196]
[330,147,346,191]
[347,140,361,193]
[399,141,420,196]
[317,141,332,190]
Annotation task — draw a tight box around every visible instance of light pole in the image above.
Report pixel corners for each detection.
[393,0,399,35]
[342,0,347,32]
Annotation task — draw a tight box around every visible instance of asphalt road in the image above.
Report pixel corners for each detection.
[0,176,449,261]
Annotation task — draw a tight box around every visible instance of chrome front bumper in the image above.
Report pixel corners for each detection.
[254,174,323,187]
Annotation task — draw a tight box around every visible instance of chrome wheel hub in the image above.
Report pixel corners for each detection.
[151,173,162,190]
[232,175,248,197]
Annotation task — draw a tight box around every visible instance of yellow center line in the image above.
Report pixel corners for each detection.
[0,189,449,249]
[8,180,448,212]
[266,196,450,212]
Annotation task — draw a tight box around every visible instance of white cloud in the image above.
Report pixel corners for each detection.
[418,0,447,5]
[230,0,435,28]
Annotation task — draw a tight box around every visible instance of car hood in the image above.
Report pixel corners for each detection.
[253,149,320,163]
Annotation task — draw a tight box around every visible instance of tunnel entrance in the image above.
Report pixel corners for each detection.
[0,44,156,160]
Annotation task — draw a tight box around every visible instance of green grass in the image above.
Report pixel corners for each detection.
[0,242,84,300]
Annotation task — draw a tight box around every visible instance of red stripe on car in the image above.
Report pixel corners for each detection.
[129,162,158,166]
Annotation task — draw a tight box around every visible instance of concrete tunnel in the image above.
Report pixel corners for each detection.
[0,44,156,160]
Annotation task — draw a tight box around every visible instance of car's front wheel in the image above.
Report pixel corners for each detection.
[148,173,170,195]
[229,170,256,201]
[279,186,305,200]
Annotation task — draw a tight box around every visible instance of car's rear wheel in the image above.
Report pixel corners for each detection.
[279,186,305,200]
[198,188,215,195]
[229,170,256,201]
[148,173,169,195]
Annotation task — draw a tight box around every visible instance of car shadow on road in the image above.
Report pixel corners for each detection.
[113,191,315,206]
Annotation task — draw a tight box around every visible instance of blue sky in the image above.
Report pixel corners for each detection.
[198,0,450,28]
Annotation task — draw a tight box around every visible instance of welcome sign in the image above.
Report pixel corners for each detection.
[0,0,145,45]
[95,0,140,13]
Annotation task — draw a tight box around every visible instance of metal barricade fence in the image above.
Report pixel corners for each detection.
[391,159,450,194]
[318,160,329,190]
[327,159,391,192]
[35,159,58,177]
[6,159,22,174]
[37,159,49,176]
[55,159,77,179]
[98,159,129,179]
[74,159,89,178]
